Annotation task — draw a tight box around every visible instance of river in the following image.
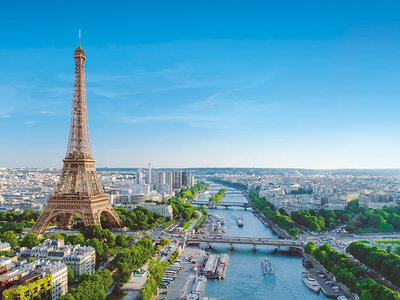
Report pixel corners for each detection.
[196,183,328,300]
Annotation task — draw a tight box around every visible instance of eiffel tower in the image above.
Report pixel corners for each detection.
[31,33,123,236]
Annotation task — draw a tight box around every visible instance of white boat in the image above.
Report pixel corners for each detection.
[216,262,226,278]
[261,258,274,275]
[302,272,320,293]
[219,254,229,264]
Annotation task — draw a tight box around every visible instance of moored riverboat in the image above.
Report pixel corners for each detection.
[302,272,320,293]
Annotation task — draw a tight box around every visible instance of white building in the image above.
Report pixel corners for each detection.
[131,184,151,195]
[0,242,11,251]
[137,203,174,218]
[38,261,68,299]
[0,256,17,267]
[137,169,144,184]
[20,240,95,276]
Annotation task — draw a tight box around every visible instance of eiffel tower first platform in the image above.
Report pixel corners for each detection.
[31,35,123,236]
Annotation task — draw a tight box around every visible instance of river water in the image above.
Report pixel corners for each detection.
[196,183,328,300]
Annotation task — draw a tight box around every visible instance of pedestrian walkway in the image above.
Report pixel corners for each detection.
[122,262,149,299]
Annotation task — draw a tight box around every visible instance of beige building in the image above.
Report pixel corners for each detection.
[359,191,397,209]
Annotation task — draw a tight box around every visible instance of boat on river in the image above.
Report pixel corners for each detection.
[302,272,320,293]
[216,262,226,279]
[219,254,229,264]
[261,258,274,275]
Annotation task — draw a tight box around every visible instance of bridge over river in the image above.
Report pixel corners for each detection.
[192,200,252,209]
[186,236,304,250]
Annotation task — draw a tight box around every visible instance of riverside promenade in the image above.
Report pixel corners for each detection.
[302,252,354,299]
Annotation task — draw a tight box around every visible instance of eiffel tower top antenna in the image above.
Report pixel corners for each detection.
[79,28,81,46]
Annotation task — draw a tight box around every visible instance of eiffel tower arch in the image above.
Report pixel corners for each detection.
[31,36,123,236]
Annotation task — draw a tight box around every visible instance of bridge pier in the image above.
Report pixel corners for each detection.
[290,247,300,255]
[275,246,281,252]
[229,244,234,250]
[207,243,212,250]
[252,245,256,252]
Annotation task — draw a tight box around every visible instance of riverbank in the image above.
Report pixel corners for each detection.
[302,252,354,299]
[156,247,208,300]
[242,191,292,239]
[253,209,291,239]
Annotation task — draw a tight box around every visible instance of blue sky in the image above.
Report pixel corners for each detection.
[1,1,400,169]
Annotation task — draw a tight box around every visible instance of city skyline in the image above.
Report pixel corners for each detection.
[2,1,400,169]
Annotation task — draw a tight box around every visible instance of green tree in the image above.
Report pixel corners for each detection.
[304,241,316,254]
[182,209,192,221]
[0,250,14,257]
[116,261,131,283]
[0,231,18,249]
[59,269,113,300]
[51,233,65,240]
[65,234,85,245]
[102,229,116,248]
[21,233,40,249]
[160,237,170,247]
[115,234,128,247]
[59,293,75,300]
[379,220,394,232]
[288,228,299,237]
[81,224,103,240]
[67,266,74,284]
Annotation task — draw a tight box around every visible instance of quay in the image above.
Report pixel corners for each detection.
[156,247,209,300]
[302,253,354,299]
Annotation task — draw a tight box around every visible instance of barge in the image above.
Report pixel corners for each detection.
[261,258,274,275]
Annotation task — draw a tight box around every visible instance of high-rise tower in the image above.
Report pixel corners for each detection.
[31,34,123,235]
[148,162,152,184]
